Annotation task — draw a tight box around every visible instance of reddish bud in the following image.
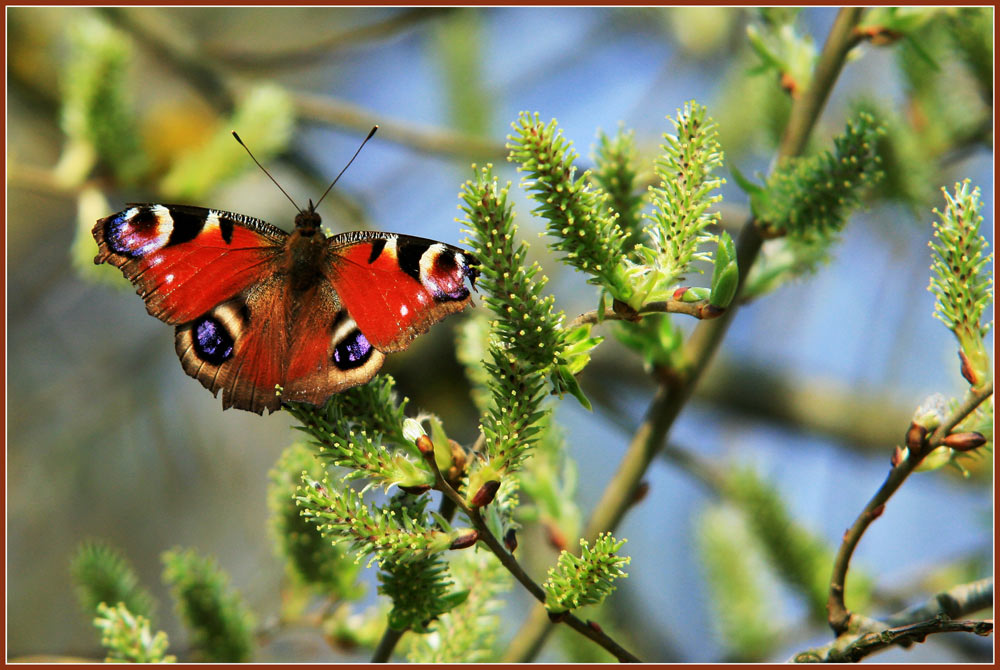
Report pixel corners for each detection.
[470,479,500,508]
[959,350,978,386]
[906,422,927,451]
[780,71,799,97]
[672,287,690,301]
[416,435,434,455]
[399,484,431,495]
[546,522,567,553]
[588,620,603,634]
[504,528,518,553]
[856,25,903,46]
[943,431,987,452]
[870,504,885,520]
[449,530,479,550]
[891,445,907,468]
[547,609,568,623]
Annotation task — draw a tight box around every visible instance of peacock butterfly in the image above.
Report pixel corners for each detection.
[92,131,479,414]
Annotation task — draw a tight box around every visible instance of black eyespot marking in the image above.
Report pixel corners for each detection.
[367,238,386,264]
[192,315,236,365]
[397,240,430,283]
[167,209,208,246]
[434,250,458,273]
[333,330,373,370]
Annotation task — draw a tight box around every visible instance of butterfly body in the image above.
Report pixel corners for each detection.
[93,203,478,414]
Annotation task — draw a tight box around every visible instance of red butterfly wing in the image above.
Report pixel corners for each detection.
[325,232,479,352]
[93,204,287,324]
[94,206,477,414]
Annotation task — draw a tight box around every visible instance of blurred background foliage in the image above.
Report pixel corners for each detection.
[6,6,992,662]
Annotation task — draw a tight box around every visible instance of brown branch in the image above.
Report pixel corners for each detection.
[826,382,994,634]
[565,298,724,331]
[795,615,993,663]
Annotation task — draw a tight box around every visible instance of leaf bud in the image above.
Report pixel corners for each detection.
[449,530,479,550]
[504,528,518,553]
[943,431,987,452]
[905,422,927,451]
[416,435,434,456]
[470,479,501,508]
[959,350,979,386]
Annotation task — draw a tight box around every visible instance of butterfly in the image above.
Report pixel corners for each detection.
[92,200,479,415]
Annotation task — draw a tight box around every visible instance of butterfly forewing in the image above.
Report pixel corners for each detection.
[325,232,478,352]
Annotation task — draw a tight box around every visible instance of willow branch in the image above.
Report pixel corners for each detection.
[293,92,507,161]
[205,8,453,69]
[421,448,641,662]
[504,8,868,661]
[884,577,993,628]
[797,577,994,662]
[827,381,993,633]
[565,298,723,331]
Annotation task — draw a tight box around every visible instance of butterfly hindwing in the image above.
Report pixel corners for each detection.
[173,278,386,413]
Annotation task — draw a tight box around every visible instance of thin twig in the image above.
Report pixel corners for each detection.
[565,298,723,331]
[826,381,993,633]
[421,446,642,662]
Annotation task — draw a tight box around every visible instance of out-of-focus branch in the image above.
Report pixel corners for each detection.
[795,578,993,662]
[205,8,454,69]
[293,92,507,162]
[826,381,993,633]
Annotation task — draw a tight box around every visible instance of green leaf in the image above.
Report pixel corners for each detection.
[709,230,739,308]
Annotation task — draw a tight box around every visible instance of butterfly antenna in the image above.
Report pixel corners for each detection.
[313,125,379,210]
[231,131,301,212]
